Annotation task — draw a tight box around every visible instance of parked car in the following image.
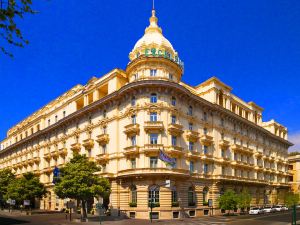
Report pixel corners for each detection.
[263,206,274,213]
[249,207,264,215]
[273,205,283,212]
[282,206,289,211]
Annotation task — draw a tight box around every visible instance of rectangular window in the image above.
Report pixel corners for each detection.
[171,115,176,124]
[221,149,225,157]
[203,128,208,135]
[171,135,177,146]
[172,158,177,169]
[203,112,207,121]
[150,134,158,145]
[150,157,158,168]
[102,145,107,154]
[131,158,136,169]
[150,69,157,77]
[188,123,193,131]
[203,146,208,154]
[169,73,173,80]
[171,97,176,106]
[131,136,136,146]
[204,164,208,174]
[188,142,194,151]
[63,111,66,118]
[150,112,157,122]
[190,161,194,172]
[222,166,225,175]
[131,115,136,124]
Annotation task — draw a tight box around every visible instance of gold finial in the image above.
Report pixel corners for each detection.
[145,0,162,34]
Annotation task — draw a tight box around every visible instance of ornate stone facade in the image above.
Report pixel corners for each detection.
[0,8,292,219]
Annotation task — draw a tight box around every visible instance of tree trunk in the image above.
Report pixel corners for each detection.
[81,200,87,220]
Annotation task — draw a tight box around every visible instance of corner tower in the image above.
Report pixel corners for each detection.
[126,8,184,82]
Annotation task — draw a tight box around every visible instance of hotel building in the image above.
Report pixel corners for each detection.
[0,7,293,219]
[288,154,300,193]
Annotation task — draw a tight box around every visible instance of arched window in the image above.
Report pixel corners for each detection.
[188,186,195,206]
[130,185,137,205]
[131,96,136,106]
[148,185,160,206]
[203,187,209,205]
[171,97,176,106]
[150,93,157,103]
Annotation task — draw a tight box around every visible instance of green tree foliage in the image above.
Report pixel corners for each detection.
[5,172,46,206]
[54,154,111,219]
[237,189,252,212]
[0,169,15,203]
[218,189,238,215]
[0,0,35,57]
[285,192,300,207]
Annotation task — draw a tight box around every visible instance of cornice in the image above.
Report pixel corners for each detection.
[0,80,293,156]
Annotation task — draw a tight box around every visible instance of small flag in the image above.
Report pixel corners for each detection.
[159,149,175,166]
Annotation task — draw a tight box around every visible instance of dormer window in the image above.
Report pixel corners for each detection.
[133,74,138,80]
[169,73,173,80]
[150,93,157,103]
[150,69,157,77]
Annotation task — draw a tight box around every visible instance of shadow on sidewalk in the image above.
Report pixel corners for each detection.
[0,216,29,225]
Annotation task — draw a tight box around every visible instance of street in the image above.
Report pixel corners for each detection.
[0,210,300,225]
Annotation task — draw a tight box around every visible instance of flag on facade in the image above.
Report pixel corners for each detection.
[159,149,175,166]
[52,166,60,184]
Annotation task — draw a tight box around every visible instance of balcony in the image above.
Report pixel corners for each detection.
[123,146,140,157]
[43,151,51,160]
[96,134,109,145]
[186,150,200,160]
[82,138,94,149]
[96,153,109,164]
[231,144,243,152]
[254,151,263,158]
[200,153,214,161]
[70,143,81,153]
[33,156,40,163]
[167,123,183,136]
[185,130,199,142]
[143,144,163,156]
[200,134,213,146]
[144,121,164,133]
[58,147,68,156]
[124,123,140,136]
[219,140,230,149]
[165,146,184,157]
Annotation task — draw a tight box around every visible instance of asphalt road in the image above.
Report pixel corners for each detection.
[0,210,299,225]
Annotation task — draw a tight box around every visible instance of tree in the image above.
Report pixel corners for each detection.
[0,0,35,57]
[5,172,46,207]
[0,168,15,207]
[237,189,252,212]
[285,192,300,207]
[54,154,111,219]
[218,189,238,215]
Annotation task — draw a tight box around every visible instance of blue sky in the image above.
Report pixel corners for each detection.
[1,0,300,150]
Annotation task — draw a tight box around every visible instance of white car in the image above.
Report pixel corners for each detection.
[273,205,283,212]
[263,206,274,213]
[282,206,289,211]
[249,207,263,215]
